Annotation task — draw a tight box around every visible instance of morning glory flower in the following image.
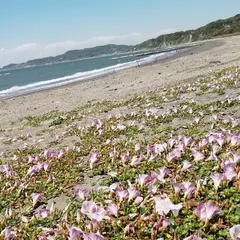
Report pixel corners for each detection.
[121,153,129,164]
[192,151,205,161]
[0,164,10,173]
[182,136,193,147]
[116,124,126,130]
[194,117,200,124]
[127,186,140,201]
[166,148,181,162]
[154,143,167,154]
[131,155,146,166]
[194,201,221,222]
[151,167,169,183]
[229,225,240,240]
[75,188,88,200]
[135,143,141,152]
[182,160,192,170]
[134,196,143,205]
[96,119,104,129]
[68,226,83,240]
[81,201,106,222]
[58,150,65,158]
[154,196,182,216]
[182,182,196,199]
[184,234,203,240]
[107,203,119,216]
[230,135,239,146]
[138,174,152,186]
[216,136,225,147]
[32,193,45,207]
[231,151,240,163]
[89,152,99,169]
[83,232,107,240]
[210,172,223,189]
[223,166,237,181]
[1,227,16,239]
[36,209,50,219]
[116,190,128,202]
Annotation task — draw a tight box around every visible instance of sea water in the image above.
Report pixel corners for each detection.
[0,47,190,99]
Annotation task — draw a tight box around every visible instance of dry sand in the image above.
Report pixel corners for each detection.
[0,35,240,130]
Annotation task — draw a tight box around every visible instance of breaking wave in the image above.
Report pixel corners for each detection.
[0,49,182,99]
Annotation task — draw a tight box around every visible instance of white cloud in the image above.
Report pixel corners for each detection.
[0,29,175,67]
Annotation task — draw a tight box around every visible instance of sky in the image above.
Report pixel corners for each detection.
[0,0,240,67]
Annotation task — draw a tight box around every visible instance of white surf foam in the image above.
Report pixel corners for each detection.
[0,50,179,99]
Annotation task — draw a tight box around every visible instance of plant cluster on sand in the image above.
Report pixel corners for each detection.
[0,67,240,239]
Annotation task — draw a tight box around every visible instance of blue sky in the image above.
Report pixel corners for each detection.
[0,0,239,66]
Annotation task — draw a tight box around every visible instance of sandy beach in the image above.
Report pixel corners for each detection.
[0,35,240,238]
[0,35,240,129]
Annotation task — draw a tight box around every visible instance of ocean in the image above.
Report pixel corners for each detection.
[0,47,190,99]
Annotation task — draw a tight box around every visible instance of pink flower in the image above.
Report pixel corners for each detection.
[83,232,107,240]
[89,152,99,169]
[168,138,175,149]
[108,183,120,193]
[184,234,203,240]
[44,150,57,159]
[230,135,239,146]
[127,186,140,201]
[0,164,10,173]
[42,162,50,171]
[173,183,182,194]
[81,201,106,222]
[199,138,208,148]
[194,201,221,222]
[194,117,200,124]
[151,167,169,183]
[107,203,119,216]
[229,225,240,240]
[223,166,237,181]
[192,151,205,161]
[36,209,50,219]
[75,188,88,200]
[116,124,126,130]
[31,193,45,207]
[130,155,145,166]
[166,148,181,162]
[96,119,104,129]
[154,196,182,216]
[182,136,193,147]
[135,143,141,152]
[1,227,15,239]
[182,182,196,199]
[68,226,83,240]
[154,143,167,154]
[121,153,129,163]
[221,158,236,170]
[231,151,240,163]
[116,190,128,202]
[134,196,143,205]
[182,160,192,170]
[58,150,65,158]
[138,174,152,186]
[216,137,225,147]
[147,145,155,156]
[210,172,223,189]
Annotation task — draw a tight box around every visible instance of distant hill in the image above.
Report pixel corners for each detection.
[1,14,240,71]
[136,14,240,49]
[1,44,135,70]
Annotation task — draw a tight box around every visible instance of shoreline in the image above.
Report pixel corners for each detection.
[0,35,240,129]
[0,44,197,101]
[0,40,219,101]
